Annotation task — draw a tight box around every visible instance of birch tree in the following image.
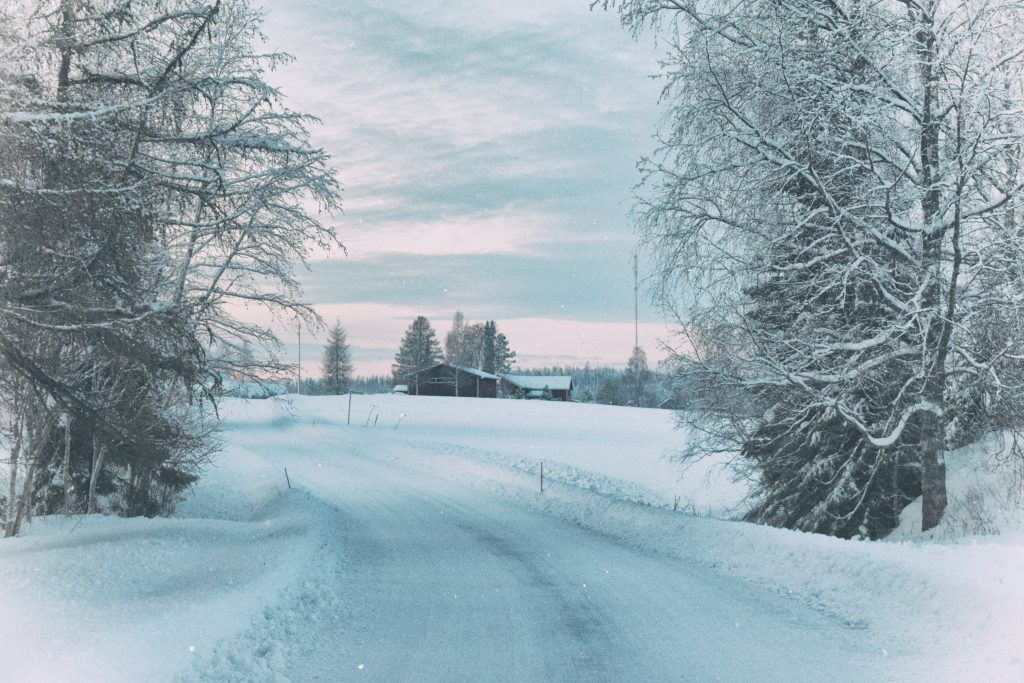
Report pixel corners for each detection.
[603,0,1024,536]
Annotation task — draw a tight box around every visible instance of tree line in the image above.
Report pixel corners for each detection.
[392,312,516,386]
[511,348,667,408]
[0,0,339,534]
[384,312,668,405]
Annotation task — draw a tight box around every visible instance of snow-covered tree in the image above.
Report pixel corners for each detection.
[444,313,515,373]
[393,317,443,391]
[604,0,1024,536]
[623,347,651,407]
[445,311,467,364]
[0,0,340,530]
[321,322,353,395]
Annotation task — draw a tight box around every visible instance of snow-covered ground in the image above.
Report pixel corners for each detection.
[1,394,1021,681]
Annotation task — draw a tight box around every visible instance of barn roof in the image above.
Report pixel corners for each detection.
[405,363,500,380]
[501,374,574,392]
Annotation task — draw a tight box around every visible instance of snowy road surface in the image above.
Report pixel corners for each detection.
[204,399,887,683]
[278,452,881,682]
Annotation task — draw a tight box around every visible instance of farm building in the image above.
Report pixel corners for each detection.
[404,363,499,398]
[500,374,574,401]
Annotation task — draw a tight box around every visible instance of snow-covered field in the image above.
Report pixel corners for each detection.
[1,394,1022,681]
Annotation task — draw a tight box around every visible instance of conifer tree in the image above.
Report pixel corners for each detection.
[321,322,353,395]
[482,321,497,374]
[393,316,443,392]
[494,331,516,374]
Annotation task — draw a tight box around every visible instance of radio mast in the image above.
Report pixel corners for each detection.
[633,253,639,351]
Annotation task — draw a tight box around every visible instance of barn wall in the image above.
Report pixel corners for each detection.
[408,365,497,398]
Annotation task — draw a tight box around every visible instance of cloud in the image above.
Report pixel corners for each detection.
[259,0,660,234]
[301,242,663,325]
[254,0,670,373]
[339,208,561,257]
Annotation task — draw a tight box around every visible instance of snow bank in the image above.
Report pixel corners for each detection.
[891,433,1024,541]
[0,435,337,682]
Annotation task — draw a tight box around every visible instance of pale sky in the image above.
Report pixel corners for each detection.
[258,0,670,376]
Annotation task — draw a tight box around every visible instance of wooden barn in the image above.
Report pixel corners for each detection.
[405,363,499,398]
[500,374,574,402]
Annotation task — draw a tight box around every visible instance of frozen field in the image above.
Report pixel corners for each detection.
[0,394,1021,681]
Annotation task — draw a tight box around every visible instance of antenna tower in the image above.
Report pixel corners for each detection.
[633,253,639,351]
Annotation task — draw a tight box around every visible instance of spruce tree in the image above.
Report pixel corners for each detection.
[494,331,516,374]
[482,321,497,374]
[393,316,443,391]
[321,322,353,395]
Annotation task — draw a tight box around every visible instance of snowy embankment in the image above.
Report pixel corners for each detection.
[1,394,1021,681]
[0,439,342,682]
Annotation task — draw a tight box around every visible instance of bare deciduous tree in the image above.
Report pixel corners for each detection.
[0,0,341,531]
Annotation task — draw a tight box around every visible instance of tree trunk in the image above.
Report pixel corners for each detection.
[915,6,948,531]
[3,417,23,534]
[6,454,37,538]
[920,411,947,531]
[63,414,72,517]
[88,437,107,514]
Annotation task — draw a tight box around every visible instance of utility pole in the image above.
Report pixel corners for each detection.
[297,324,302,395]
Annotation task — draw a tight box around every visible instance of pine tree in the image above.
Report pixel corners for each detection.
[321,322,353,395]
[494,331,516,374]
[393,316,443,392]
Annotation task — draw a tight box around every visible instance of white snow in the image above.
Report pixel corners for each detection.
[0,393,1020,681]
[501,374,574,391]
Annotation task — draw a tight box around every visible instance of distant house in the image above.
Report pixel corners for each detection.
[404,363,499,398]
[392,384,409,394]
[500,374,574,402]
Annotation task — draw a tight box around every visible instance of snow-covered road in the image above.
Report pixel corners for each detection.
[237,425,885,682]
